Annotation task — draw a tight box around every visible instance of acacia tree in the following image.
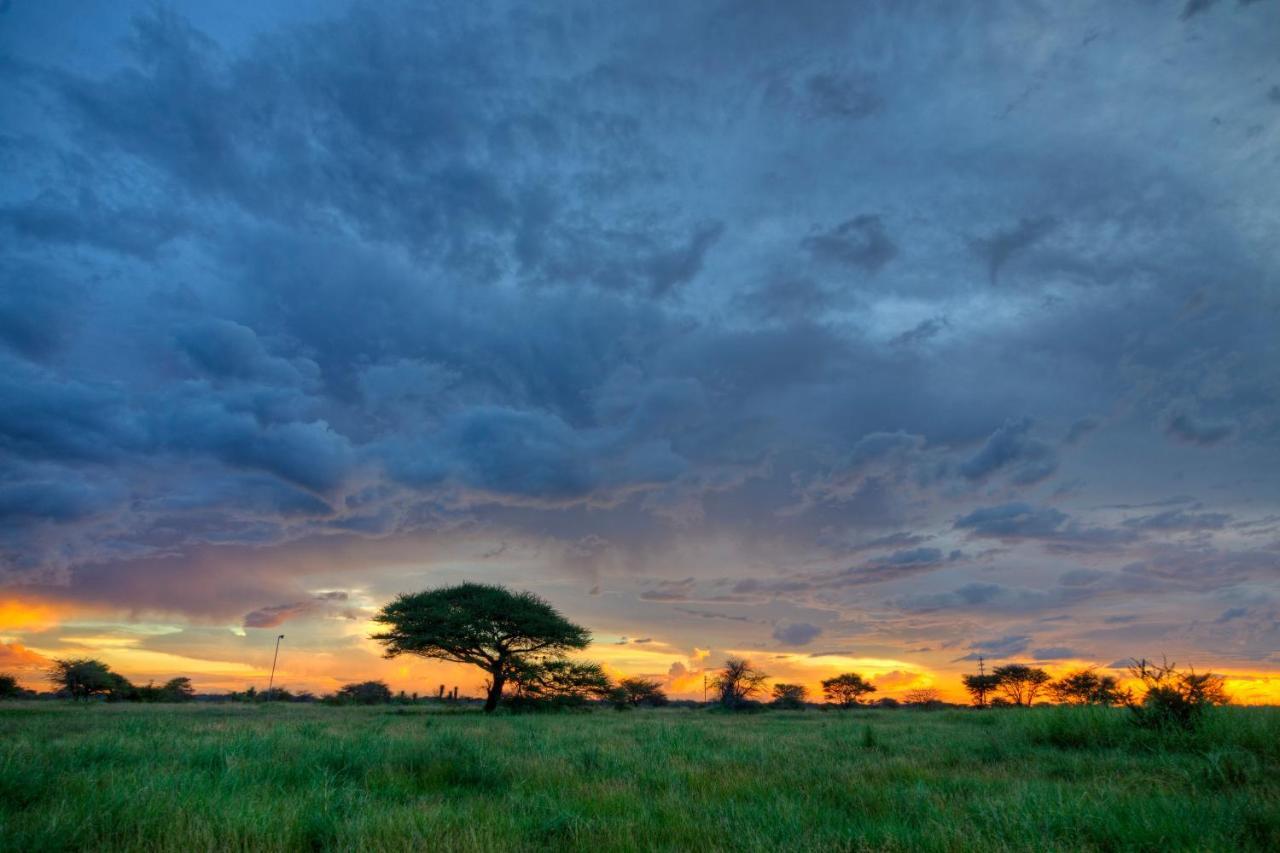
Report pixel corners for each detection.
[1049,668,1124,706]
[0,673,21,698]
[48,659,131,701]
[335,680,393,705]
[614,677,668,707]
[902,687,942,707]
[992,664,1052,707]
[822,672,876,708]
[962,673,1001,708]
[770,683,808,709]
[711,658,768,708]
[371,583,590,712]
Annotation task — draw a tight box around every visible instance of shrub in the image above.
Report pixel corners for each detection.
[507,659,613,710]
[335,680,393,705]
[1126,658,1228,731]
[612,677,669,708]
[0,673,22,699]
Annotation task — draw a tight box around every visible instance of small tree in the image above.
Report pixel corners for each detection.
[770,683,808,710]
[372,583,590,713]
[508,658,613,709]
[0,673,22,699]
[991,664,1051,707]
[902,687,942,707]
[1125,657,1228,730]
[336,680,394,705]
[822,673,876,708]
[49,659,130,701]
[614,677,669,708]
[1049,668,1123,706]
[712,658,768,709]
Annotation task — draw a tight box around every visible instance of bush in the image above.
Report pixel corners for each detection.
[335,681,393,705]
[0,673,22,699]
[1126,658,1228,731]
[612,677,669,708]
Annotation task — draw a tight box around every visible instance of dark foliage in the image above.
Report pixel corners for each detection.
[372,583,590,712]
[1126,658,1228,731]
[822,673,876,708]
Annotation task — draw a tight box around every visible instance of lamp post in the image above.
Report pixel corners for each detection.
[266,634,285,702]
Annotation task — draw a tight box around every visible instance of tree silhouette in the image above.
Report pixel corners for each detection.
[991,664,1051,707]
[372,583,590,712]
[336,680,394,704]
[614,677,668,707]
[821,673,876,708]
[1049,668,1123,706]
[770,683,807,709]
[902,687,942,707]
[48,659,131,701]
[711,658,768,708]
[0,673,21,699]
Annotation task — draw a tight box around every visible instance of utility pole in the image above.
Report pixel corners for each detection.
[703,674,707,704]
[978,655,987,709]
[266,634,284,702]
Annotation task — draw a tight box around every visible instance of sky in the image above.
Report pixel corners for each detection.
[1,0,1278,703]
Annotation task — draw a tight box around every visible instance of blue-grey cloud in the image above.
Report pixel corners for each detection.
[772,621,824,646]
[0,0,1275,668]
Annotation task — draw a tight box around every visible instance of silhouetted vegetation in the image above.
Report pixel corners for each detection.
[770,683,807,709]
[902,688,944,708]
[611,677,668,708]
[1125,657,1229,731]
[821,672,876,707]
[334,681,393,705]
[0,673,22,699]
[1049,668,1124,706]
[506,658,613,710]
[48,659,132,701]
[711,658,768,709]
[371,583,591,712]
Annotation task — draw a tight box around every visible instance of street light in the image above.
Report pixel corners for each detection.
[266,634,285,702]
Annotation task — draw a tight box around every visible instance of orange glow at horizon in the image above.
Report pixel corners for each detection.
[3,607,1279,704]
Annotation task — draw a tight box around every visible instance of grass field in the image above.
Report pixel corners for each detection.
[1,702,1277,851]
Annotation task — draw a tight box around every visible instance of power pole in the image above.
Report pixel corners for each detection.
[266,634,284,702]
[978,655,987,708]
[703,674,707,704]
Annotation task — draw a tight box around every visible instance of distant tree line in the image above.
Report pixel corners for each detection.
[1,584,1232,732]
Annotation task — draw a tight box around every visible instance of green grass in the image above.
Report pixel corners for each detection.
[1,703,1277,851]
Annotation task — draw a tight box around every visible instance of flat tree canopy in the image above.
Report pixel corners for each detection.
[371,583,590,712]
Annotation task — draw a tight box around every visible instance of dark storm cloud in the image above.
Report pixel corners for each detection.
[953,634,1030,661]
[969,217,1057,284]
[772,621,823,646]
[1121,509,1231,532]
[959,418,1058,485]
[1162,408,1237,446]
[0,0,1277,661]
[802,215,897,273]
[954,503,1139,553]
[243,591,357,628]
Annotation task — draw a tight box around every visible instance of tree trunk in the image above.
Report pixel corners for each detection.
[483,670,505,712]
